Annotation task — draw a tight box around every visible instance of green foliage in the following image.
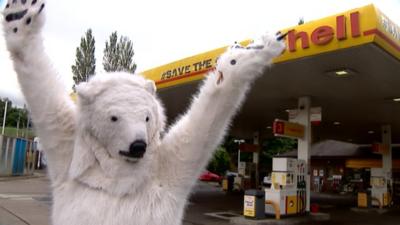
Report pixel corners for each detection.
[118,36,136,73]
[103,32,119,72]
[207,147,231,175]
[220,136,244,170]
[0,98,11,124]
[72,29,96,87]
[5,107,28,127]
[0,98,33,138]
[0,98,27,127]
[103,31,137,73]
[262,137,297,158]
[258,137,297,172]
[219,136,297,173]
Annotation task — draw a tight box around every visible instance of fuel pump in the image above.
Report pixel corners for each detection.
[265,158,306,216]
[370,168,390,207]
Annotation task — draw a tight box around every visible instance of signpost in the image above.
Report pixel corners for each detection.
[239,143,260,153]
[287,107,321,125]
[2,100,8,135]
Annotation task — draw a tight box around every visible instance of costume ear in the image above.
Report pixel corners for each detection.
[69,133,96,179]
[76,81,107,104]
[76,82,93,104]
[145,80,156,95]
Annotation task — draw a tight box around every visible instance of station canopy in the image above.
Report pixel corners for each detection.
[141,4,400,144]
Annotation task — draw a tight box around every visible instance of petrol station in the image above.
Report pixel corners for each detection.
[142,4,400,219]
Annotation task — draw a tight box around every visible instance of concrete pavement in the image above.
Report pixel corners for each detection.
[0,172,234,225]
[1,172,400,225]
[0,172,51,225]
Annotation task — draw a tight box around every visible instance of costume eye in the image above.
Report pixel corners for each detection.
[111,116,118,122]
[146,116,150,122]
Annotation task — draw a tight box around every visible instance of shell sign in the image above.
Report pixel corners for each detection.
[139,4,400,89]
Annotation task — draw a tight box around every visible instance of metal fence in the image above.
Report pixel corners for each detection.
[0,135,35,176]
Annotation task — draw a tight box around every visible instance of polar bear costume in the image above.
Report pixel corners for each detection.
[3,0,286,224]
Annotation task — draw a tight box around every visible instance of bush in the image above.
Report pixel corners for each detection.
[207,147,231,176]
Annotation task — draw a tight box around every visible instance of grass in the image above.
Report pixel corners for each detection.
[1,127,35,139]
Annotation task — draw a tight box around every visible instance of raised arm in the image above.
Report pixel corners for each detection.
[3,0,75,183]
[158,33,286,193]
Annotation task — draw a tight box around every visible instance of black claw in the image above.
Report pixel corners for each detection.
[13,27,18,33]
[5,9,28,22]
[246,45,264,50]
[277,32,289,41]
[21,0,27,4]
[31,0,37,5]
[38,3,45,13]
[26,17,31,25]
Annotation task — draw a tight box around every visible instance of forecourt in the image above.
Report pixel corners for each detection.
[141,4,400,212]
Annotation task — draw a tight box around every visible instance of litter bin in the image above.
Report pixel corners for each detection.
[227,174,235,192]
[244,189,265,219]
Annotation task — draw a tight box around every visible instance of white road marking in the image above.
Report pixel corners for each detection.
[0,193,46,200]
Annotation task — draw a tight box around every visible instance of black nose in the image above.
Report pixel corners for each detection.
[119,140,147,158]
[129,140,147,158]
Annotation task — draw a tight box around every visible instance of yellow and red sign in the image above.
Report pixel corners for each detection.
[371,143,390,154]
[273,119,305,139]
[141,4,400,90]
[276,4,400,63]
[346,159,400,169]
[141,40,250,89]
[374,7,400,60]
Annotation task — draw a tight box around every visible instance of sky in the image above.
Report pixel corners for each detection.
[0,0,399,107]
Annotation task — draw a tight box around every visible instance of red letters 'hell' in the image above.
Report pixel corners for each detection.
[287,11,361,52]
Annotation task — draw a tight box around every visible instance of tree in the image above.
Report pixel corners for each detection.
[207,146,231,176]
[0,98,10,131]
[258,137,297,172]
[0,98,10,122]
[118,36,136,73]
[103,31,137,73]
[220,136,297,174]
[103,32,119,73]
[72,29,96,88]
[0,98,29,133]
[262,137,297,158]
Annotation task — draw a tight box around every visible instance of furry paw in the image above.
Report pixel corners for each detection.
[215,32,286,84]
[3,0,46,53]
[246,32,286,58]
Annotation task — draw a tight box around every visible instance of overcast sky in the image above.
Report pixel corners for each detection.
[0,0,399,107]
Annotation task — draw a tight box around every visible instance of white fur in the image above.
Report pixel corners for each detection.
[3,1,286,224]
